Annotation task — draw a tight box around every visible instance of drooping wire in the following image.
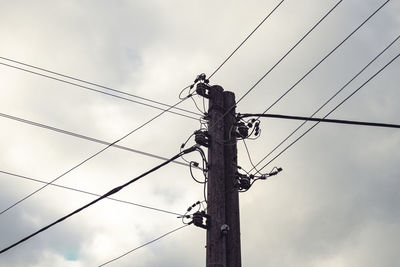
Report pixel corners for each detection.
[208,0,286,80]
[0,146,197,254]
[0,57,201,118]
[0,170,183,217]
[242,139,263,176]
[258,51,400,172]
[0,112,192,168]
[0,96,192,216]
[251,33,400,172]
[252,0,391,121]
[98,224,189,267]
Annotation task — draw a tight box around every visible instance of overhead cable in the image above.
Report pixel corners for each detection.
[0,62,200,121]
[251,33,399,172]
[0,96,191,216]
[259,51,400,172]
[0,112,190,168]
[239,113,400,129]
[208,0,343,132]
[0,170,183,217]
[208,0,285,79]
[254,0,391,118]
[235,0,343,106]
[0,146,197,254]
[98,224,188,266]
[0,56,201,118]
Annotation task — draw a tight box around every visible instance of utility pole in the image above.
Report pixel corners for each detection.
[203,83,241,267]
[223,91,241,267]
[206,85,227,267]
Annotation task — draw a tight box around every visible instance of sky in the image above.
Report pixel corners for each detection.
[0,0,399,266]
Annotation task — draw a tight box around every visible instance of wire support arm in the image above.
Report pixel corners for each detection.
[238,113,400,129]
[0,146,197,254]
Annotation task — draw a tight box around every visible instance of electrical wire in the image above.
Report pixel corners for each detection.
[0,57,201,118]
[258,51,400,172]
[207,0,343,133]
[98,224,189,267]
[239,114,400,129]
[234,0,343,107]
[208,0,285,80]
[0,146,197,254]
[0,97,191,216]
[241,139,263,175]
[0,112,191,168]
[254,0,391,119]
[0,170,183,217]
[0,62,201,121]
[250,33,400,172]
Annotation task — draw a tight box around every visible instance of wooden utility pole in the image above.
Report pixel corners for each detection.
[206,85,241,267]
[223,91,241,267]
[207,85,227,267]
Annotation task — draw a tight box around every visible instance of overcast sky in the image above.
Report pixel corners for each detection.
[0,0,399,266]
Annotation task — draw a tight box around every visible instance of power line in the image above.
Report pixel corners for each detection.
[98,224,188,267]
[259,51,400,172]
[250,33,399,172]
[254,0,391,118]
[208,0,285,80]
[0,146,196,254]
[0,112,191,168]
[0,170,183,217]
[0,57,201,118]
[208,0,343,132]
[0,97,190,216]
[0,62,200,121]
[239,113,400,129]
[235,0,343,106]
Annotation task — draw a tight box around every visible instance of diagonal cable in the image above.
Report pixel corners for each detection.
[0,96,191,216]
[235,0,344,106]
[254,0,391,119]
[259,51,400,172]
[208,0,343,132]
[98,224,188,266]
[208,0,285,80]
[0,146,196,254]
[252,33,400,173]
[0,170,183,217]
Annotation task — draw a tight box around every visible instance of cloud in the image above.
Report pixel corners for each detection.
[0,0,399,266]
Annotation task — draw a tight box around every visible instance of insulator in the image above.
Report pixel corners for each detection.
[196,83,210,98]
[195,130,209,147]
[237,122,249,138]
[192,212,203,227]
[239,176,251,190]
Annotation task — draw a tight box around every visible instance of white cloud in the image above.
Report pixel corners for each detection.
[0,0,399,266]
